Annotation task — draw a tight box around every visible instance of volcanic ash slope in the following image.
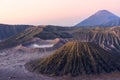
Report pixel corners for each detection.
[25,41,120,77]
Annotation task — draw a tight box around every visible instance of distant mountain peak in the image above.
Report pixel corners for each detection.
[75,10,120,27]
[97,10,111,13]
[94,10,118,17]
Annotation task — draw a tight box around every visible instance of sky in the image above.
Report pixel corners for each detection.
[0,0,120,26]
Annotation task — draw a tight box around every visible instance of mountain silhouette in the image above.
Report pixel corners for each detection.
[75,10,120,27]
[101,18,120,27]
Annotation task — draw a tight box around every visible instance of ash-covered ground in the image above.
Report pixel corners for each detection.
[0,46,120,80]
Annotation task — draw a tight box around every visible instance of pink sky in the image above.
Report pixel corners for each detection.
[0,0,120,26]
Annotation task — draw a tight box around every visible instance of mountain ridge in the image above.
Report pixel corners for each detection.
[0,24,32,40]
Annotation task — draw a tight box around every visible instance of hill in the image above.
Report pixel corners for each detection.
[1,25,120,54]
[0,24,32,40]
[0,25,73,50]
[72,27,120,54]
[25,41,120,76]
[0,26,43,50]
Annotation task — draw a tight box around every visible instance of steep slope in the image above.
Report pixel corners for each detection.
[0,24,32,40]
[75,10,120,27]
[101,18,120,27]
[111,27,120,37]
[72,27,120,54]
[0,27,43,50]
[0,25,73,50]
[25,41,120,76]
[1,25,120,54]
[35,25,73,39]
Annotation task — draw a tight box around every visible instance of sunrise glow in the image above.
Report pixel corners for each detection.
[0,0,120,26]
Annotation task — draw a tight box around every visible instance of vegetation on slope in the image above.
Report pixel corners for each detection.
[1,25,120,54]
[0,27,43,50]
[34,25,73,39]
[25,41,120,76]
[0,25,73,50]
[0,24,32,40]
[72,27,120,53]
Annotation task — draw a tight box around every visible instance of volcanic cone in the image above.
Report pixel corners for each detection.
[25,41,120,76]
